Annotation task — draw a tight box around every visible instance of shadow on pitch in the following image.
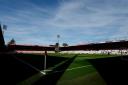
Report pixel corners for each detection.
[0,53,39,85]
[0,53,69,85]
[33,55,77,85]
[15,53,69,70]
[88,55,128,85]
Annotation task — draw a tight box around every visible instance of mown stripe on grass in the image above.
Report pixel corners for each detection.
[47,54,76,70]
[17,55,76,85]
[52,65,92,73]
[57,72,107,85]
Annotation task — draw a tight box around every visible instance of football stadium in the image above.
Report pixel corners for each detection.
[1,23,128,85]
[1,0,128,85]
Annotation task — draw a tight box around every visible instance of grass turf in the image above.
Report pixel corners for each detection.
[15,53,117,85]
[55,54,107,85]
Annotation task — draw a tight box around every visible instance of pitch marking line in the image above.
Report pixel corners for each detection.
[67,65,92,71]
[53,65,92,73]
[12,55,41,72]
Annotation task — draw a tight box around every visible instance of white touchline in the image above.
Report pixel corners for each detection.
[53,65,92,73]
[12,55,41,73]
[66,65,92,71]
[13,55,47,75]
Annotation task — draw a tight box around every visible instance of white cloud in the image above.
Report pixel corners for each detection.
[46,0,117,29]
[2,0,128,45]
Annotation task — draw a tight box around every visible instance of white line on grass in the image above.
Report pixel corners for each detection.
[12,55,42,73]
[53,65,92,73]
[66,65,92,71]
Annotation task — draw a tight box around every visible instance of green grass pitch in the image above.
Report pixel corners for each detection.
[17,53,116,85]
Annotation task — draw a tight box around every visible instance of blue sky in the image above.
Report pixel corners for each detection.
[0,0,128,46]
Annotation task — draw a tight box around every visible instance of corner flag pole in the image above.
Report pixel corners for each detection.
[44,50,47,72]
[40,50,47,75]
